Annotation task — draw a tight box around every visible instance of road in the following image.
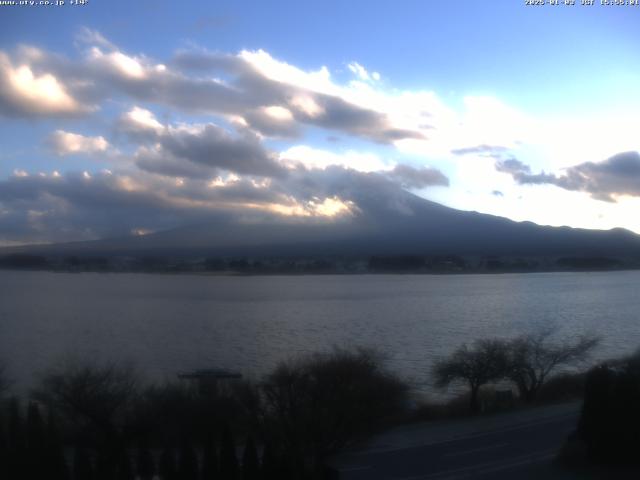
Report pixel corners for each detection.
[333,403,583,479]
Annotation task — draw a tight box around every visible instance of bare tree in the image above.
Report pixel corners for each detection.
[32,359,139,456]
[432,339,508,413]
[261,347,409,475]
[505,329,599,403]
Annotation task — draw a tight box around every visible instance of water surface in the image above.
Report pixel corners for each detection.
[1,270,639,395]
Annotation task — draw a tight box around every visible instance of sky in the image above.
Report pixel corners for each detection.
[1,0,640,245]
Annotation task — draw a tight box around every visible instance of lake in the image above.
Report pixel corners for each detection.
[1,270,640,397]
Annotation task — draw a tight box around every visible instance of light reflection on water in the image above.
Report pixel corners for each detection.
[1,270,640,397]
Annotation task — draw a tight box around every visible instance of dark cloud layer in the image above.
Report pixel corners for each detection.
[242,108,301,138]
[495,158,532,176]
[290,92,424,144]
[116,108,287,179]
[0,172,184,243]
[0,161,449,244]
[496,151,640,202]
[157,125,285,178]
[0,169,284,244]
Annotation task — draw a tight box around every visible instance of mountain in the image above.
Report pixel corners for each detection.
[3,188,640,262]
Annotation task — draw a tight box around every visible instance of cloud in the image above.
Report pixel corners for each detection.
[0,148,453,244]
[116,106,166,143]
[347,62,380,83]
[451,144,510,157]
[1,31,540,167]
[134,146,216,179]
[89,47,149,79]
[76,27,117,51]
[239,49,424,143]
[277,166,431,219]
[279,146,450,190]
[171,49,247,74]
[2,169,291,244]
[3,36,423,144]
[386,164,450,189]
[0,31,513,245]
[288,92,423,144]
[6,37,426,143]
[495,158,532,176]
[242,105,300,138]
[47,130,109,156]
[496,152,640,202]
[280,145,390,172]
[172,49,423,142]
[0,52,88,118]
[118,107,287,178]
[0,166,371,244]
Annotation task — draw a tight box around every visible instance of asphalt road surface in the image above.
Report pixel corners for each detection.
[334,404,581,479]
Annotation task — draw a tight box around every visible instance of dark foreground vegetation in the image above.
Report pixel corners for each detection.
[0,349,408,480]
[0,328,627,479]
[559,349,640,472]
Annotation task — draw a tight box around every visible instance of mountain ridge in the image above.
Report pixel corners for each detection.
[2,190,640,262]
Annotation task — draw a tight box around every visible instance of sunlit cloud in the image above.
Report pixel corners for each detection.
[240,49,335,94]
[88,47,148,79]
[120,106,165,134]
[347,62,380,83]
[0,52,87,117]
[47,130,109,156]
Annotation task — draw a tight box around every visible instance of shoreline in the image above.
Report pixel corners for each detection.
[2,266,640,276]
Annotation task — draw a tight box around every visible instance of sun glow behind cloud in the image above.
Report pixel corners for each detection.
[265,196,357,218]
